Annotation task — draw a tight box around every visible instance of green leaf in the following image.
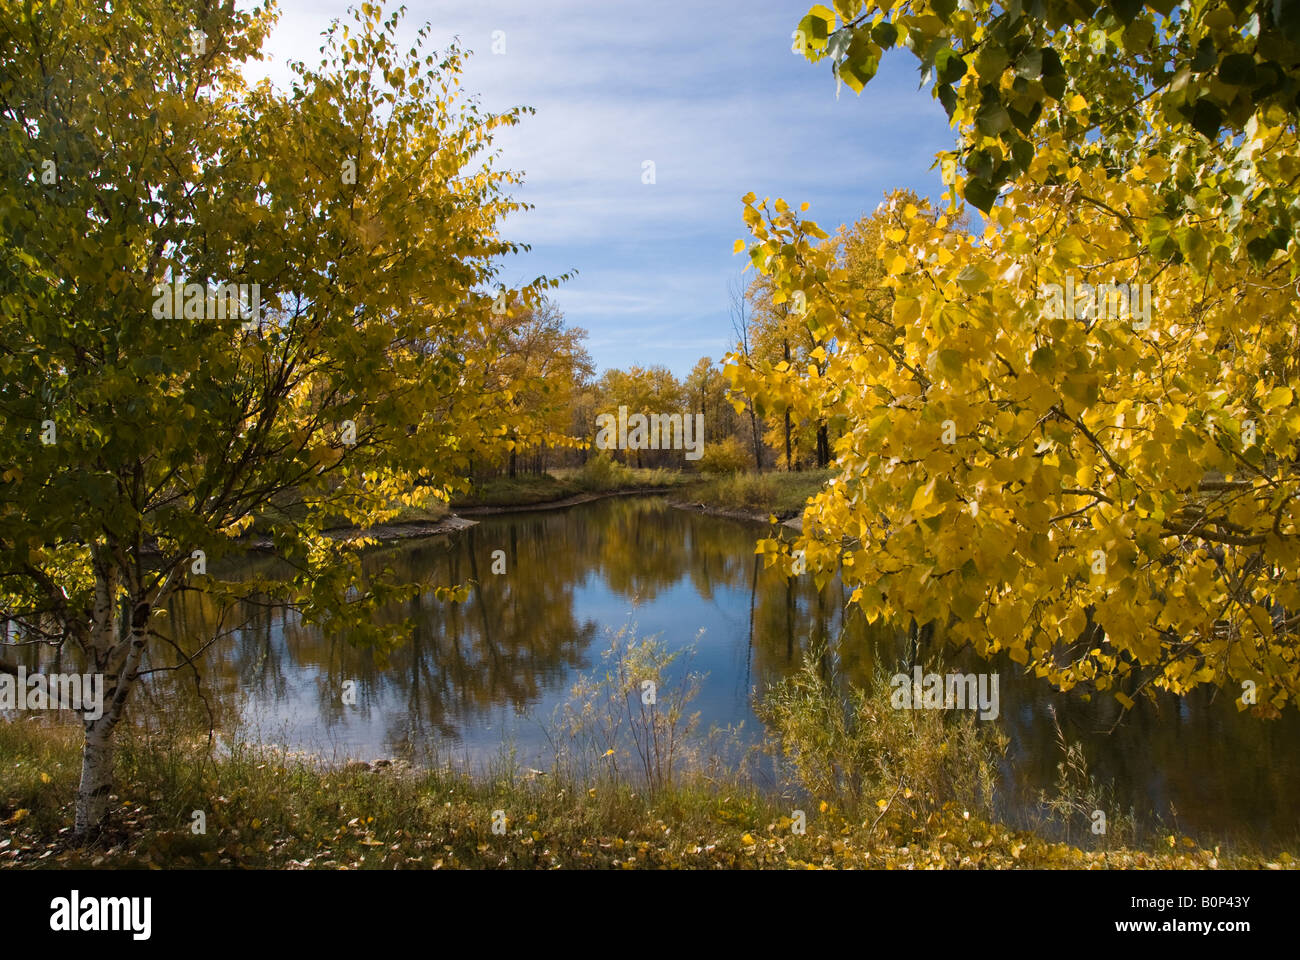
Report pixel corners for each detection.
[1030,345,1055,375]
[796,5,836,53]
[1191,36,1216,72]
[871,21,898,48]
[839,33,880,92]
[1121,18,1154,51]
[962,177,998,213]
[1190,98,1223,140]
[976,99,1010,135]
[1246,233,1280,268]
[1218,53,1257,86]
[1014,46,1041,80]
[1010,137,1034,173]
[937,83,958,118]
[1107,0,1143,22]
[1040,47,1066,99]
[936,46,967,84]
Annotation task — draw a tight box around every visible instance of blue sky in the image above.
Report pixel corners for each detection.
[250,1,956,378]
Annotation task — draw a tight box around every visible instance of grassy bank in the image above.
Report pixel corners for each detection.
[3,641,1291,869]
[446,462,833,519]
[0,719,1281,869]
[682,469,833,519]
[451,456,686,508]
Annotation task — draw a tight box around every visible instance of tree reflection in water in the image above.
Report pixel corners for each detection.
[138,496,1300,848]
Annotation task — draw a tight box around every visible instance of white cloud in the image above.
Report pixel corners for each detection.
[243,0,954,375]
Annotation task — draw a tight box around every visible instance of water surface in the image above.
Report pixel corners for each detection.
[137,495,1300,849]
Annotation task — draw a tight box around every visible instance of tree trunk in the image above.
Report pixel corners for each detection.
[785,409,793,471]
[76,614,149,834]
[76,717,117,834]
[748,403,762,472]
[783,338,794,471]
[817,421,830,468]
[74,549,155,836]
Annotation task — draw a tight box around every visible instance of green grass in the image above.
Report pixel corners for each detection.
[386,494,451,525]
[451,473,577,507]
[453,457,687,508]
[684,468,833,518]
[451,464,835,519]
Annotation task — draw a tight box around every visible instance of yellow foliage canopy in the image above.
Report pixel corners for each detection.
[729,128,1300,715]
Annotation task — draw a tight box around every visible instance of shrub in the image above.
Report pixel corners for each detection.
[558,624,704,797]
[696,436,749,474]
[757,651,1007,820]
[576,451,635,491]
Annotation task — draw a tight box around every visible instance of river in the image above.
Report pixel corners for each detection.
[147,494,1300,850]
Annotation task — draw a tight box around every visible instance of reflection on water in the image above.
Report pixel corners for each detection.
[89,496,1300,848]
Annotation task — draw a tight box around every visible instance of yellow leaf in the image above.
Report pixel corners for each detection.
[1264,386,1293,411]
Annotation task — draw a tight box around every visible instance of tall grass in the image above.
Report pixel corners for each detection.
[757,651,1007,823]
[556,624,705,796]
[686,468,832,517]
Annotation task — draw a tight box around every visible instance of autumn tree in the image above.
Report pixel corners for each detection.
[727,277,767,470]
[796,0,1300,252]
[684,356,742,447]
[0,0,552,832]
[729,1,1300,714]
[469,296,593,477]
[595,365,685,467]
